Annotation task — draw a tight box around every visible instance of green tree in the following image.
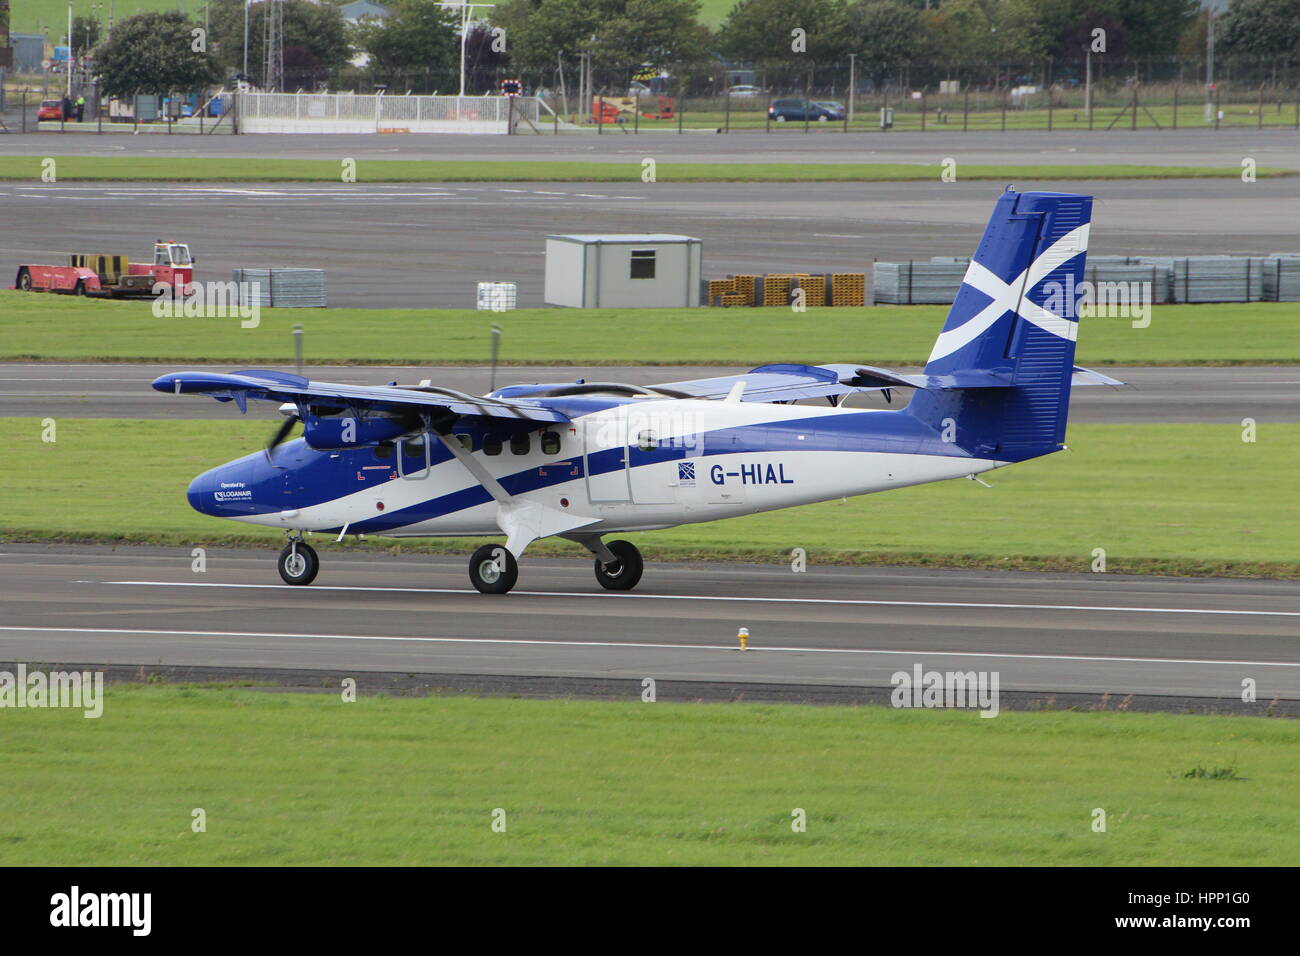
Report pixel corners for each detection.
[495,0,707,74]
[717,0,850,66]
[72,15,102,57]
[843,0,923,83]
[1219,0,1300,60]
[1036,0,1198,61]
[91,11,219,100]
[208,0,350,84]
[364,0,459,76]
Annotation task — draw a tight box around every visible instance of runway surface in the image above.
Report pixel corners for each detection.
[0,545,1296,710]
[3,176,1297,307]
[2,362,1295,424]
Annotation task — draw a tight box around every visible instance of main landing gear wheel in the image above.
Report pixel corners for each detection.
[16,270,32,291]
[469,544,518,595]
[278,541,319,585]
[594,540,643,591]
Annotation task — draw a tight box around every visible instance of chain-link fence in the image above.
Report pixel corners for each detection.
[7,53,1299,135]
[1,84,234,133]
[235,91,538,133]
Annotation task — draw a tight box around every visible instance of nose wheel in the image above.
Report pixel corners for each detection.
[594,539,643,591]
[469,544,519,594]
[278,541,319,586]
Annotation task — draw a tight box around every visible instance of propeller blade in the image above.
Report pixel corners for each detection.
[265,415,299,461]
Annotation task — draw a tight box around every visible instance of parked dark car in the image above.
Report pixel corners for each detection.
[768,98,840,122]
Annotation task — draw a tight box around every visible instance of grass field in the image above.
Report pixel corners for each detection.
[3,294,1299,366]
[3,418,1296,577]
[2,685,1294,865]
[0,155,1287,183]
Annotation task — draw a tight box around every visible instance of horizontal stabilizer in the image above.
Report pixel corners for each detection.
[1071,366,1125,387]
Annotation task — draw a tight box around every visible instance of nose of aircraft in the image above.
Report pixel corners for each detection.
[187,459,259,517]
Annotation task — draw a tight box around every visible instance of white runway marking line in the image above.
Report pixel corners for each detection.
[0,625,1295,669]
[101,579,1300,618]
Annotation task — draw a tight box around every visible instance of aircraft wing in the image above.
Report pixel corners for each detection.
[151,369,571,424]
[655,362,1123,401]
[655,363,888,402]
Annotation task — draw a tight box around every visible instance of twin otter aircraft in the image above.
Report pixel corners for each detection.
[157,189,1118,594]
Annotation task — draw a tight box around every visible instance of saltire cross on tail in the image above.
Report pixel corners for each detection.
[155,188,1121,594]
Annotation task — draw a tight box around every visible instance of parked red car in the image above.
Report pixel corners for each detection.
[37,100,64,120]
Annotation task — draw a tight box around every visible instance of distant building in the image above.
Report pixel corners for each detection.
[10,33,43,72]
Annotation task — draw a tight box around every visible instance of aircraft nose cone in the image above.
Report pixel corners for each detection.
[188,461,257,517]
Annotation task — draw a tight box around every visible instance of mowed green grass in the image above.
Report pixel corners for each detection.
[11,0,205,34]
[2,685,1294,865]
[0,156,1284,182]
[2,418,1296,576]
[3,293,1299,365]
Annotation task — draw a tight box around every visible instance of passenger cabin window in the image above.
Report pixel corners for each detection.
[483,435,503,456]
[540,431,561,455]
[374,442,393,460]
[510,433,530,455]
[630,249,656,279]
[637,430,657,452]
[454,433,473,451]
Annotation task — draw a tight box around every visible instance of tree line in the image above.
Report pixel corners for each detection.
[86,0,1300,101]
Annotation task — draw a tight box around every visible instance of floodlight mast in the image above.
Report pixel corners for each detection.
[437,1,495,98]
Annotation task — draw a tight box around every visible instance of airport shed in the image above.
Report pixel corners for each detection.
[544,234,702,308]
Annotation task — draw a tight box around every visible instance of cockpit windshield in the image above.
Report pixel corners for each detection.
[169,245,192,266]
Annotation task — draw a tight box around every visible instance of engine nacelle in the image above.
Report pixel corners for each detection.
[302,413,413,450]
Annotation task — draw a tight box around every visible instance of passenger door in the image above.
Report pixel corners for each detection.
[584,417,631,502]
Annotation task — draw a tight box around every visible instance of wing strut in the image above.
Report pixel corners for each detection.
[431,432,597,558]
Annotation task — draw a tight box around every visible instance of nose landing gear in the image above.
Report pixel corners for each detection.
[468,544,519,594]
[278,535,319,586]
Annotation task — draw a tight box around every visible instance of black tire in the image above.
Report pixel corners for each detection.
[73,281,86,296]
[469,544,518,594]
[16,269,32,291]
[278,542,319,586]
[594,539,644,591]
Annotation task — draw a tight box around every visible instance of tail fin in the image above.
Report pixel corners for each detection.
[906,189,1092,463]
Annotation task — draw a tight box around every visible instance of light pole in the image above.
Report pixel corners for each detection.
[1204,6,1215,123]
[437,1,495,97]
[66,2,74,98]
[847,53,856,124]
[243,0,250,80]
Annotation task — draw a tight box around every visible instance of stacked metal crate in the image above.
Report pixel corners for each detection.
[732,274,758,305]
[1136,257,1267,304]
[762,274,794,306]
[795,274,826,307]
[706,277,738,306]
[831,273,865,306]
[1262,255,1300,301]
[871,260,967,304]
[234,268,327,308]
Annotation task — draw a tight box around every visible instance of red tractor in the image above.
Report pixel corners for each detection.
[14,240,194,298]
